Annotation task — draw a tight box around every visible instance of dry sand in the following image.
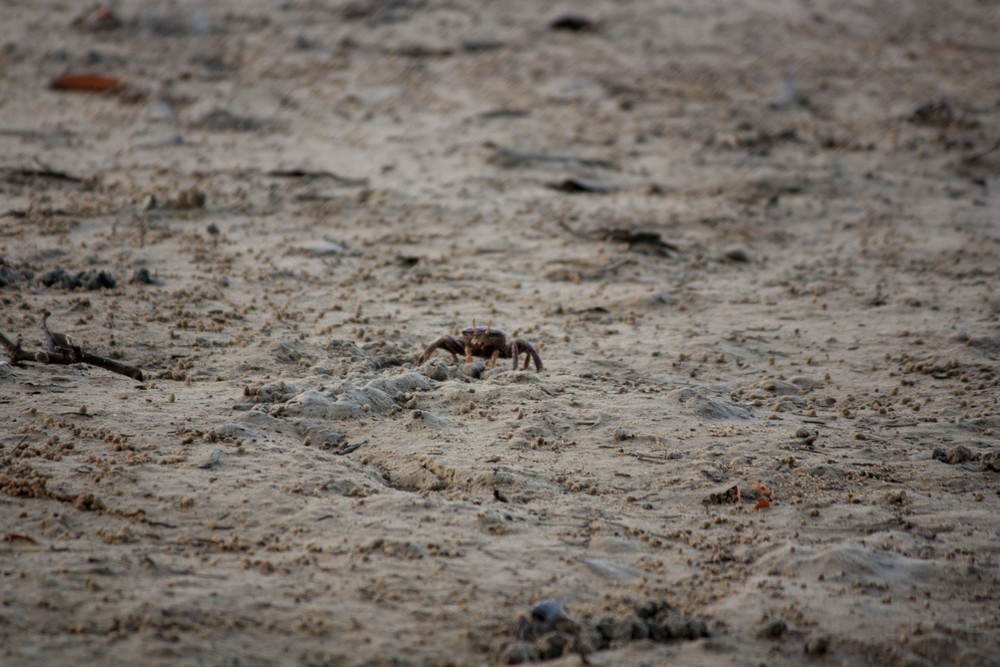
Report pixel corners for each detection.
[1,1,999,665]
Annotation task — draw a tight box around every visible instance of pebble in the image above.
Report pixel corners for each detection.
[932,445,974,464]
[549,14,595,32]
[498,643,536,665]
[724,247,750,263]
[40,268,116,290]
[759,618,788,639]
[130,267,159,285]
[804,633,830,655]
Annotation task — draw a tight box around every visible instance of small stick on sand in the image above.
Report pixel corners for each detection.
[0,317,146,381]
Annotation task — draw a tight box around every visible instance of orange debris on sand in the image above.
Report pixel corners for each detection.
[49,74,122,93]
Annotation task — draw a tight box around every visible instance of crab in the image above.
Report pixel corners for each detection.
[418,321,543,371]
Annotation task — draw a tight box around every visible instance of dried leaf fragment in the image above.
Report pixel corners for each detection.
[50,74,122,93]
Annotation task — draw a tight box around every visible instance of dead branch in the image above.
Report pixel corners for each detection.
[0,323,146,381]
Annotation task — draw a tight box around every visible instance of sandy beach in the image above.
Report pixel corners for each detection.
[1,1,998,665]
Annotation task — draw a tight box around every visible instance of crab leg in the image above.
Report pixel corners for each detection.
[418,335,464,364]
[512,339,543,371]
[465,319,478,361]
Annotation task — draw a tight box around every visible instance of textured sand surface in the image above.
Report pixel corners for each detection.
[1,2,999,665]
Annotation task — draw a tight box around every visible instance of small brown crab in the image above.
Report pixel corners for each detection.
[418,321,543,371]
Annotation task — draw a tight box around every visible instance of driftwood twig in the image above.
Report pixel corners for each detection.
[0,315,145,381]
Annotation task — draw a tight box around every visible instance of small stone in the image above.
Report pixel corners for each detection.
[909,100,954,127]
[979,452,1000,472]
[648,621,671,642]
[595,617,632,647]
[88,271,116,290]
[613,427,633,441]
[661,608,695,639]
[804,634,830,655]
[421,362,448,382]
[630,619,650,640]
[498,642,537,665]
[536,632,572,660]
[724,247,750,263]
[884,489,908,505]
[175,188,206,210]
[549,14,595,32]
[759,618,788,639]
[461,361,484,378]
[73,493,104,511]
[685,618,710,639]
[932,445,975,465]
[130,267,158,285]
[595,616,615,640]
[637,600,663,619]
[39,268,68,287]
